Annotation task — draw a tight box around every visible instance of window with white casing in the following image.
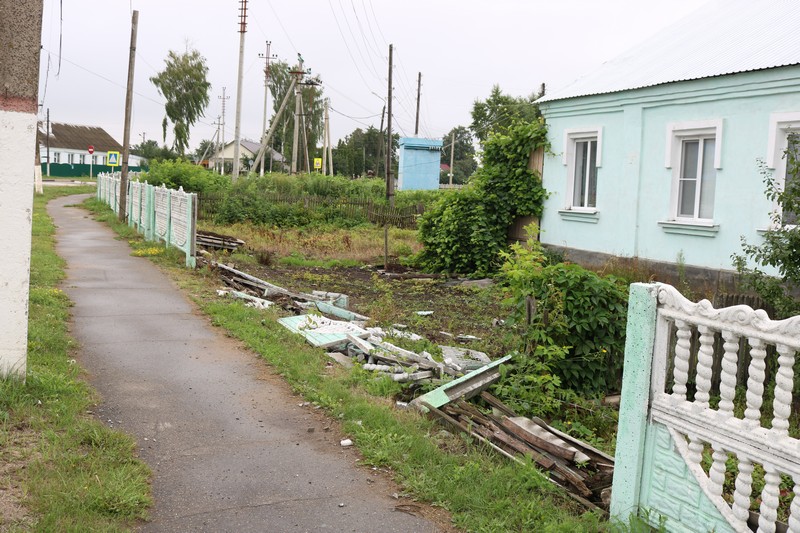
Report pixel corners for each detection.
[563,127,602,211]
[767,113,800,227]
[67,153,74,165]
[665,120,723,224]
[52,152,60,164]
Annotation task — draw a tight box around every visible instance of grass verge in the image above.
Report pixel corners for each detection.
[0,187,151,531]
[83,198,613,532]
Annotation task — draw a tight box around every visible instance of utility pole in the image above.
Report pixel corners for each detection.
[377,105,385,177]
[219,87,229,174]
[384,44,393,269]
[259,41,276,176]
[299,92,310,173]
[250,76,298,171]
[449,132,455,186]
[212,116,222,172]
[119,9,138,223]
[414,72,421,136]
[327,107,333,176]
[322,99,329,175]
[0,0,44,379]
[231,0,247,181]
[46,108,50,177]
[290,55,304,175]
[139,131,146,145]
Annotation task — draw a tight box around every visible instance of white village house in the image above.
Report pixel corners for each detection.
[37,122,144,176]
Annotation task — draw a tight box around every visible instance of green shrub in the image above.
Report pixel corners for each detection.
[141,159,229,194]
[499,227,629,394]
[416,120,549,276]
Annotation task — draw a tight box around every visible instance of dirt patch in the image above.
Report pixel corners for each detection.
[0,430,38,531]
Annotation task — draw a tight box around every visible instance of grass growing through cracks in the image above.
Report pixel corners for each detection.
[0,187,151,531]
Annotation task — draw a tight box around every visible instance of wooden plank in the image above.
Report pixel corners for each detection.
[479,391,519,417]
[501,418,577,462]
[412,355,513,411]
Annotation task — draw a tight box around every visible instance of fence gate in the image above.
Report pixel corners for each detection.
[611,283,800,533]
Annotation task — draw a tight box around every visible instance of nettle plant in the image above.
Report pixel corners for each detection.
[416,120,549,277]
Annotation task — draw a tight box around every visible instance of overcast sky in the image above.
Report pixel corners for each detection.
[38,0,705,153]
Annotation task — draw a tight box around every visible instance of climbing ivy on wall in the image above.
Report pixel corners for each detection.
[416,119,549,276]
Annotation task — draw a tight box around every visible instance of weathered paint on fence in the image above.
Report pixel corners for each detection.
[97,173,196,267]
[611,283,800,533]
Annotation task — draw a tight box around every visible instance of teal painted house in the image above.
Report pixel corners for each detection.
[397,137,443,190]
[537,0,800,279]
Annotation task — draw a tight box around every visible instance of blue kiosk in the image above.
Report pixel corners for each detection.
[397,137,443,190]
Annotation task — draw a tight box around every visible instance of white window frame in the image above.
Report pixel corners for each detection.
[767,112,800,227]
[563,127,602,212]
[665,119,723,225]
[52,152,60,164]
[67,153,74,165]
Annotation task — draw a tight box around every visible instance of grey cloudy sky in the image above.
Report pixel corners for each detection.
[38,0,703,152]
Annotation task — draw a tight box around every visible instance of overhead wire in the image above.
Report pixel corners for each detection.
[335,0,382,82]
[327,0,377,92]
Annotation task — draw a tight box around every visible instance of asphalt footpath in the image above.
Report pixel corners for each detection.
[48,194,440,532]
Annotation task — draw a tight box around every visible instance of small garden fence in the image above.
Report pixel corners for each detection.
[612,283,800,533]
[96,172,197,267]
[197,191,424,229]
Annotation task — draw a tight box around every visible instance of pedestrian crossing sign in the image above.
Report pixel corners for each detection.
[108,151,120,167]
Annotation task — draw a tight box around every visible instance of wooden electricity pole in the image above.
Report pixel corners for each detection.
[414,72,421,136]
[219,87,229,174]
[232,0,247,181]
[290,56,304,174]
[449,132,455,186]
[384,44,393,269]
[119,9,139,223]
[258,40,276,176]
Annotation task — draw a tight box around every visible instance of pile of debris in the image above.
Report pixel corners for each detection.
[413,359,614,512]
[204,259,615,511]
[196,230,246,252]
[205,260,486,383]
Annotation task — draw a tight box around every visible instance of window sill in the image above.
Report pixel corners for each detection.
[658,220,719,237]
[558,209,599,223]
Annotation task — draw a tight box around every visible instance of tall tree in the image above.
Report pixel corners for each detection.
[131,139,178,164]
[192,138,217,163]
[267,60,324,171]
[470,84,544,145]
[332,126,396,178]
[440,126,477,184]
[150,49,211,155]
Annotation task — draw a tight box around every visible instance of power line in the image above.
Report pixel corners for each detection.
[337,0,380,80]
[265,0,299,54]
[327,0,378,92]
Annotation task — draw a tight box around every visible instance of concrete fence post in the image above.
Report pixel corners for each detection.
[610,282,660,521]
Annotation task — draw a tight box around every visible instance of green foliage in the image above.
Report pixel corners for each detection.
[416,120,549,276]
[733,148,800,318]
[440,125,477,184]
[470,84,544,145]
[332,126,398,178]
[131,139,178,163]
[498,227,629,395]
[150,49,211,155]
[140,158,229,194]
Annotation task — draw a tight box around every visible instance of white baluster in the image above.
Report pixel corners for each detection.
[719,330,739,418]
[709,444,727,497]
[687,435,704,469]
[788,479,800,533]
[773,343,796,436]
[732,458,753,528]
[695,325,715,407]
[673,320,692,400]
[745,338,767,426]
[758,467,780,533]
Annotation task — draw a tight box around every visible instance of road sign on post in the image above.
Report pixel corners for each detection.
[88,146,95,178]
[313,157,322,170]
[108,151,120,167]
[88,145,94,154]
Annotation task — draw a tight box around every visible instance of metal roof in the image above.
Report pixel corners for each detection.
[538,0,800,103]
[37,122,123,152]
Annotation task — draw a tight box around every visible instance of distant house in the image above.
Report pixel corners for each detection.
[536,0,800,282]
[38,122,144,177]
[210,139,286,173]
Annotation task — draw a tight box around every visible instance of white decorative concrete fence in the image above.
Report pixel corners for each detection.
[612,283,800,532]
[96,172,197,267]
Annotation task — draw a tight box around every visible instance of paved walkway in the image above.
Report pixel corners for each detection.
[48,194,439,532]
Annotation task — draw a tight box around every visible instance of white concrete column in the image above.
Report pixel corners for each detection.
[0,0,44,379]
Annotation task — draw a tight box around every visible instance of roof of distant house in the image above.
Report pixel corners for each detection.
[221,139,286,162]
[538,0,800,103]
[37,122,123,152]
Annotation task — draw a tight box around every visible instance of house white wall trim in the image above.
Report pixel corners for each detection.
[562,127,603,166]
[767,111,800,168]
[664,119,723,169]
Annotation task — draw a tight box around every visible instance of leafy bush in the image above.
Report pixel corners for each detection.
[140,158,229,194]
[416,120,549,276]
[498,227,629,395]
[733,154,800,318]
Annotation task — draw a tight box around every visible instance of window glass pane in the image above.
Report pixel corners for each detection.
[679,140,699,217]
[681,140,699,180]
[573,141,588,206]
[678,179,696,217]
[699,139,716,219]
[785,134,799,225]
[587,140,597,208]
